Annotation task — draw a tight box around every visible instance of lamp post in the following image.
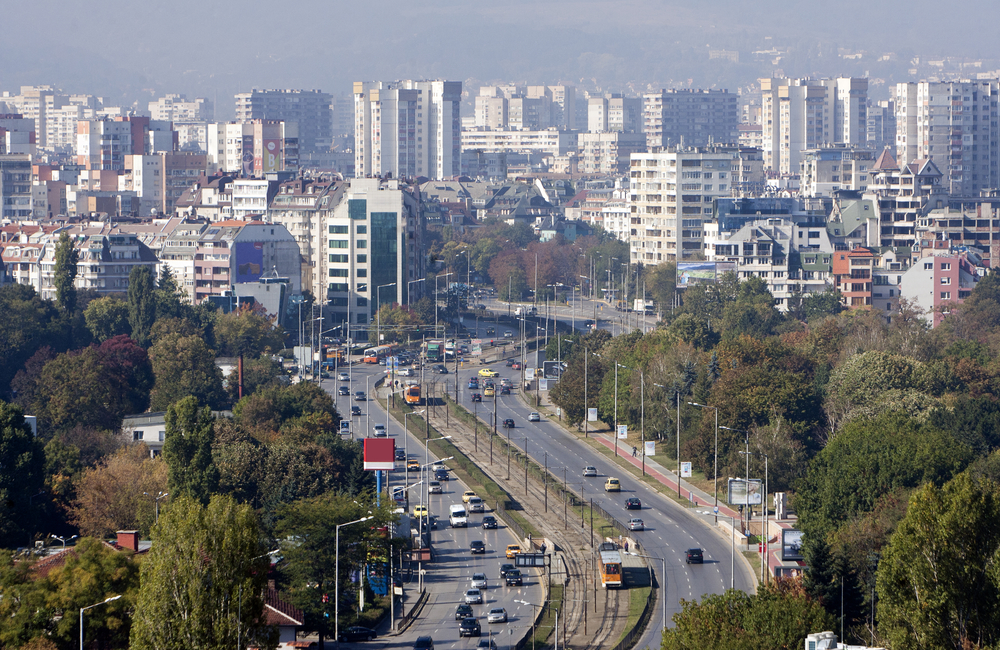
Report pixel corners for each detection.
[48,533,77,550]
[336,516,373,644]
[376,282,397,344]
[417,452,453,592]
[626,552,666,634]
[689,402,719,522]
[741,450,769,584]
[143,491,169,524]
[404,410,425,470]
[407,278,425,308]
[80,595,121,650]
[695,510,736,589]
[515,600,559,650]
[434,272,454,339]
[721,425,750,533]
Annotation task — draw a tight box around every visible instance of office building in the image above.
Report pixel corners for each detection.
[354,80,462,180]
[643,89,739,150]
[234,89,332,153]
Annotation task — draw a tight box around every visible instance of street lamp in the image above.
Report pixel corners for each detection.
[336,516,373,644]
[626,552,667,634]
[80,595,121,650]
[404,410,425,470]
[407,278,425,308]
[694,510,736,589]
[689,402,719,522]
[741,449,769,584]
[48,533,77,550]
[376,283,397,344]
[434,272,454,338]
[515,600,559,650]
[721,425,750,534]
[143,491,169,524]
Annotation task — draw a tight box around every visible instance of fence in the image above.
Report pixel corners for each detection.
[610,577,656,650]
[394,588,428,635]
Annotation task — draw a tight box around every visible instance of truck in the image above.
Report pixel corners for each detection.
[514,306,537,317]
[633,299,656,315]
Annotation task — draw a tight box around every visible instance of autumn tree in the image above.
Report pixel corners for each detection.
[163,397,219,505]
[148,332,226,411]
[84,296,131,342]
[70,444,168,538]
[367,304,422,344]
[225,354,285,404]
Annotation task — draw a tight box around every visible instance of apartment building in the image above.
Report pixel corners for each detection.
[895,80,999,196]
[320,178,424,339]
[149,95,212,122]
[0,114,36,156]
[120,152,207,216]
[629,146,738,263]
[461,128,577,158]
[799,145,876,197]
[76,117,176,171]
[266,177,343,293]
[915,196,1000,266]
[900,250,983,326]
[354,80,462,180]
[864,150,948,248]
[578,132,646,175]
[206,120,298,176]
[867,99,896,156]
[0,154,32,219]
[643,89,739,150]
[760,77,869,175]
[234,89,331,153]
[588,95,642,133]
[474,85,576,131]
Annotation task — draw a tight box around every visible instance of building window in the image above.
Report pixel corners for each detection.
[357,254,367,263]
[924,262,933,270]
[329,254,348,263]
[133,430,143,441]
[357,297,368,307]
[357,314,368,325]
[357,283,368,292]
[329,269,348,277]
[941,292,951,299]
[941,262,951,270]
[941,276,951,285]
[357,225,367,234]
[357,240,367,249]
[357,269,367,277]
[329,225,349,234]
[329,283,348,292]
[330,240,348,249]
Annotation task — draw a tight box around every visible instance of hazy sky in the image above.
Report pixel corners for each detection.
[3,0,1000,114]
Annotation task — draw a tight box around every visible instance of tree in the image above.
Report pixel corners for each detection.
[644,261,676,312]
[367,304,421,344]
[130,495,276,650]
[929,396,1000,456]
[163,397,219,505]
[149,333,226,411]
[53,231,79,314]
[877,473,1000,650]
[825,350,933,428]
[70,444,168,538]
[0,284,67,397]
[801,288,846,321]
[84,296,131,342]
[214,305,286,358]
[225,355,285,404]
[0,401,45,549]
[155,265,186,320]
[127,265,157,347]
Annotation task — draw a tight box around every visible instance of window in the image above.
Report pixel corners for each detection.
[940,262,951,270]
[329,283,348,292]
[941,292,951,300]
[357,240,367,249]
[357,225,367,234]
[924,262,933,270]
[357,297,368,307]
[329,254,348,263]
[357,269,367,277]
[330,240,348,249]
[357,283,368,292]
[941,276,951,285]
[329,225,349,234]
[329,269,349,277]
[133,430,143,441]
[357,254,367,263]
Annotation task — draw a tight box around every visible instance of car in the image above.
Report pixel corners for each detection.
[471,572,488,589]
[482,515,498,529]
[500,378,512,387]
[460,345,470,354]
[477,639,498,650]
[471,393,482,402]
[413,636,434,650]
[407,460,420,472]
[431,462,446,472]
[462,490,477,503]
[686,548,704,564]
[483,386,495,397]
[455,604,474,620]
[483,379,495,389]
[500,386,510,395]
[433,365,449,374]
[505,544,521,559]
[584,319,595,328]
[502,418,515,428]
[583,466,598,477]
[354,391,367,401]
[504,569,522,586]
[511,362,522,370]
[487,607,508,623]
[468,496,484,513]
[459,617,481,637]
[339,372,350,381]
[338,385,351,395]
[413,504,428,517]
[505,359,515,367]
[468,379,480,389]
[338,626,377,642]
[486,327,496,335]
[528,412,540,422]
[398,368,414,377]
[434,469,449,481]
[628,517,645,531]
[395,449,406,460]
[470,541,486,554]
[429,481,442,494]
[351,406,363,416]
[372,424,387,437]
[504,331,513,337]
[625,497,642,510]
[465,588,483,604]
[499,563,515,578]
[479,368,499,378]
[604,477,621,492]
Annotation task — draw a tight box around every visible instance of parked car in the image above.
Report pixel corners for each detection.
[455,604,474,620]
[465,588,483,604]
[413,637,434,650]
[354,391,367,401]
[459,617,481,637]
[338,385,351,395]
[487,608,508,623]
[470,540,486,554]
[351,406,363,416]
[628,518,645,531]
[583,466,598,477]
[502,418,515,428]
[685,548,704,564]
[482,515,498,529]
[528,412,540,422]
[338,372,350,381]
[504,569,522,586]
[625,497,642,510]
[471,393,482,402]
[338,626,377,642]
[471,572,488,589]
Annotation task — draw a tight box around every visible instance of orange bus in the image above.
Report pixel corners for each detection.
[363,345,393,364]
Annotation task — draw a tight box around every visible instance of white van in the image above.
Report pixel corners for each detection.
[449,504,468,527]
[467,496,484,513]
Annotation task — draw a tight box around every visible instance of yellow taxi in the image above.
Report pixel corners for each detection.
[462,490,477,503]
[505,544,521,559]
[483,386,495,397]
[413,504,428,517]
[407,459,420,472]
[604,477,621,492]
[478,368,499,378]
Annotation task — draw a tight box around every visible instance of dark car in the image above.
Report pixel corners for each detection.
[351,405,362,416]
[338,385,351,395]
[459,617,481,637]
[625,498,642,510]
[486,327,496,335]
[354,391,366,401]
[482,515,498,529]
[471,393,482,402]
[413,636,435,650]
[455,604,474,620]
[434,469,449,481]
[338,626,377,642]
[504,569,523,586]
[395,449,406,460]
[502,418,515,428]
[433,364,449,374]
[470,540,486,554]
[686,548,704,564]
[505,359,515,367]
[500,386,510,395]
[499,563,515,578]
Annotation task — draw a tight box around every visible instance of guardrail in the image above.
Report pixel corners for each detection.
[610,575,655,650]
[394,587,428,635]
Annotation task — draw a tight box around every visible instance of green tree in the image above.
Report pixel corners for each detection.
[0,284,67,396]
[131,495,276,650]
[155,266,185,320]
[163,397,219,505]
[53,231,79,314]
[825,350,934,428]
[877,473,1000,650]
[84,296,131,342]
[149,333,226,411]
[214,305,286,358]
[225,355,284,404]
[127,265,157,347]
[929,396,1000,456]
[802,288,846,321]
[644,261,676,312]
[0,401,45,549]
[367,304,421,345]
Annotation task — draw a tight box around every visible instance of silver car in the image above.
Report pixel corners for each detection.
[465,588,483,604]
[628,517,645,531]
[487,607,508,623]
[471,573,488,589]
[583,466,598,477]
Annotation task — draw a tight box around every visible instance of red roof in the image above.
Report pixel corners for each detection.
[264,587,304,626]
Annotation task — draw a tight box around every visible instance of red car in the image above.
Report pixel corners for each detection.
[511,362,521,370]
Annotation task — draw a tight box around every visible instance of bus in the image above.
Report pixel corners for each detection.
[404,383,422,405]
[363,345,393,364]
[424,340,443,363]
[599,547,623,588]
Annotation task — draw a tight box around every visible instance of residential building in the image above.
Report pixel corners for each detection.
[588,95,641,134]
[76,117,176,171]
[0,154,32,219]
[895,80,998,196]
[267,177,342,293]
[916,196,1000,267]
[900,250,983,326]
[578,132,646,176]
[799,145,876,197]
[732,147,767,196]
[643,89,739,150]
[867,99,896,156]
[231,178,278,220]
[760,77,869,175]
[148,94,212,122]
[831,246,875,308]
[0,114,36,156]
[354,80,462,180]
[120,152,207,216]
[864,150,948,248]
[234,89,331,153]
[206,120,298,176]
[475,94,509,130]
[461,128,577,158]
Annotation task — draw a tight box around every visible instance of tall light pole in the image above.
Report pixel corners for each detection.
[404,410,425,469]
[741,450,769,584]
[80,595,121,650]
[626,552,666,635]
[336,516,372,644]
[49,533,77,550]
[689,402,719,522]
[653,383,681,497]
[407,278,425,308]
[434,272,453,339]
[376,282,397,344]
[722,425,750,534]
[143,491,169,524]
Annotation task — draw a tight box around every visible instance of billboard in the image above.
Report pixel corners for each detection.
[728,478,763,506]
[677,261,737,287]
[617,425,628,439]
[681,462,692,477]
[781,529,804,561]
[363,439,395,470]
[242,135,255,176]
[263,138,281,172]
[234,241,265,284]
[588,408,598,422]
[644,441,655,456]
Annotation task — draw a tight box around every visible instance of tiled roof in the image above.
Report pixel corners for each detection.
[264,587,304,626]
[871,149,898,171]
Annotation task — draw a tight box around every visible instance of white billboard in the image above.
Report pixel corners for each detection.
[728,478,763,506]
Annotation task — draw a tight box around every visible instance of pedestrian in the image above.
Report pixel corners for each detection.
[632,446,637,458]
[540,543,546,554]
[624,541,629,552]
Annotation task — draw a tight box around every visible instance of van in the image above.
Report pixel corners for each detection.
[449,504,468,527]
[467,496,484,513]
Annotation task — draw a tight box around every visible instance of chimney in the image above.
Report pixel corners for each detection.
[116,530,140,552]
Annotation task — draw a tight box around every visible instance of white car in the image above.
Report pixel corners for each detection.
[471,573,488,589]
[372,424,387,437]
[338,372,350,381]
[431,462,446,472]
[583,466,598,477]
[528,412,540,422]
[628,517,645,531]
[428,481,442,494]
[487,607,508,624]
[465,588,483,604]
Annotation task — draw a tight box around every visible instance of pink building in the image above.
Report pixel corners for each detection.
[899,250,984,326]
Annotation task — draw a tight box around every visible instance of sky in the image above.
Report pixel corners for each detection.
[3,0,1000,115]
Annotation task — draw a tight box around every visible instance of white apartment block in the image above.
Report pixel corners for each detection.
[760,77,868,175]
[643,89,739,150]
[206,120,298,176]
[461,128,577,157]
[588,95,642,133]
[629,147,738,263]
[354,80,462,180]
[148,95,212,122]
[799,145,876,198]
[894,80,999,196]
[578,132,646,176]
[235,89,331,153]
[474,85,575,131]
